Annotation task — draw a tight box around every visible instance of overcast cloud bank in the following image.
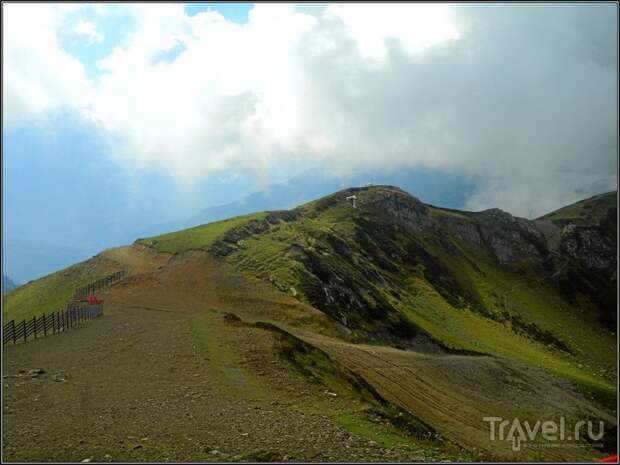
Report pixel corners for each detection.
[3,3,617,217]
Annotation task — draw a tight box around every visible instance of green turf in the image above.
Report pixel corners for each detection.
[135,212,267,253]
[2,260,111,323]
[538,191,616,226]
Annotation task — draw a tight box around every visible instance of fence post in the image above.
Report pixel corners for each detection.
[43,313,47,336]
[32,316,37,339]
[11,320,16,345]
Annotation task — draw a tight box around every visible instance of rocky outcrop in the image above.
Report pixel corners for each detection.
[559,225,616,274]
[437,217,485,248]
[362,188,434,232]
[209,210,300,257]
[473,208,547,264]
[360,187,548,265]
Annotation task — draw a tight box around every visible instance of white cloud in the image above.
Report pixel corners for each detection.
[2,3,92,127]
[325,3,460,60]
[3,3,617,217]
[73,20,104,43]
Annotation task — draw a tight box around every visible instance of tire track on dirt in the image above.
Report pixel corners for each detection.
[285,326,605,461]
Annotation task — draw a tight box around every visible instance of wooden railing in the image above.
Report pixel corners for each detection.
[3,270,126,346]
[73,271,125,299]
[2,303,102,346]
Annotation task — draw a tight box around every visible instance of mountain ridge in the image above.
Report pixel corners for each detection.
[3,185,617,460]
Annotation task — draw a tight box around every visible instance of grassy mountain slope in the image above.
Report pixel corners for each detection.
[539,191,617,227]
[534,191,617,330]
[3,186,617,461]
[148,186,613,396]
[2,256,123,322]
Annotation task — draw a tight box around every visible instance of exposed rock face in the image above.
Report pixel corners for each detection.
[473,208,546,264]
[362,188,433,231]
[437,217,484,247]
[360,187,548,265]
[559,225,616,274]
[534,194,618,329]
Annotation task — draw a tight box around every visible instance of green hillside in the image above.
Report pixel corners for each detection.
[135,212,267,253]
[539,191,617,227]
[2,256,123,323]
[137,186,616,401]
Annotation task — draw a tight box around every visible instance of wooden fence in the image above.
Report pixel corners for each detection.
[2,303,102,346]
[3,270,126,346]
[73,270,125,299]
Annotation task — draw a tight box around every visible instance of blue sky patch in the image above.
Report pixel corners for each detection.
[58,7,136,81]
[185,3,252,24]
[151,40,187,66]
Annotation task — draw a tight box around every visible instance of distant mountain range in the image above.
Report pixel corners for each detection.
[2,274,18,293]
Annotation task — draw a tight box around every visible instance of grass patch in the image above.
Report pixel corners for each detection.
[136,212,267,254]
[190,312,270,401]
[2,259,119,323]
[539,191,616,226]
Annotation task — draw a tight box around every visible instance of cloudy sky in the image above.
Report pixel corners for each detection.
[2,2,618,281]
